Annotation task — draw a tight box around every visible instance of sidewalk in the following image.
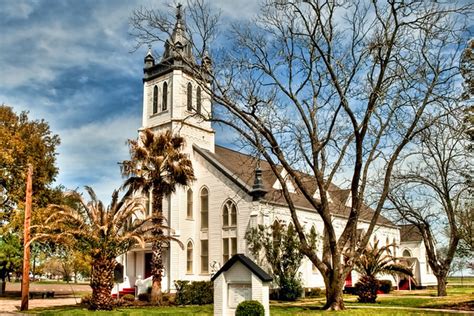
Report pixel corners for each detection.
[0,297,80,315]
[0,282,90,315]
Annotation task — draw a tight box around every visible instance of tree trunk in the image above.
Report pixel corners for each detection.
[90,257,115,310]
[323,270,345,310]
[435,274,448,297]
[150,192,164,305]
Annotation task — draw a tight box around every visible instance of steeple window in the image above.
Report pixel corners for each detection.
[152,85,158,114]
[162,82,168,111]
[196,86,202,114]
[187,82,193,111]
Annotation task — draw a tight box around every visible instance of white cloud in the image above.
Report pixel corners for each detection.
[56,113,141,202]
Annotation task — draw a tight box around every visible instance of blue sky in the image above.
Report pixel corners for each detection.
[0,0,258,202]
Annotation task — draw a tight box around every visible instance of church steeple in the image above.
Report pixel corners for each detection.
[141,3,215,153]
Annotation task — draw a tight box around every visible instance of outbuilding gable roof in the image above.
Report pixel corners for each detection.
[211,254,273,282]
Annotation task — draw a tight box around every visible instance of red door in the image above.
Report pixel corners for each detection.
[345,271,352,287]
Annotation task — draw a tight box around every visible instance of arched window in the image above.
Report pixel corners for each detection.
[187,189,193,219]
[187,82,193,111]
[186,241,193,274]
[402,249,412,257]
[222,200,237,263]
[162,81,168,111]
[200,187,208,230]
[152,85,158,114]
[196,86,202,114]
[222,200,237,227]
[201,240,208,273]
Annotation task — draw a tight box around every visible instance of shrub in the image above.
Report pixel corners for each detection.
[379,280,392,293]
[355,275,379,303]
[236,300,265,316]
[174,280,213,305]
[137,293,150,302]
[279,278,303,301]
[161,292,176,306]
[122,294,135,302]
[304,287,323,298]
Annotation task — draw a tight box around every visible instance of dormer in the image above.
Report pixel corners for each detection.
[272,169,296,193]
[313,188,333,203]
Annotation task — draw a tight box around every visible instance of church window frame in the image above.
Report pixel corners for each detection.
[222,200,237,228]
[200,239,209,274]
[196,86,202,114]
[402,249,412,257]
[222,199,238,263]
[152,85,158,114]
[200,187,209,230]
[187,82,193,111]
[162,81,168,112]
[186,240,194,274]
[186,188,193,219]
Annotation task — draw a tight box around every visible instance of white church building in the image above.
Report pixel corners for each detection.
[117,7,437,295]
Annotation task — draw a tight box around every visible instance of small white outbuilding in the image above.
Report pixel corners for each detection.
[211,254,272,316]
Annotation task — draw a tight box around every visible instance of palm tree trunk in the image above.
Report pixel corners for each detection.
[90,256,115,310]
[150,191,164,305]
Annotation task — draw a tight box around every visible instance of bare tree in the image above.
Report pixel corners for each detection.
[130,0,472,310]
[388,111,470,296]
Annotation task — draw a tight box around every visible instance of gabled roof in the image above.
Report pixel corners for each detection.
[399,224,423,242]
[211,254,273,282]
[195,144,396,227]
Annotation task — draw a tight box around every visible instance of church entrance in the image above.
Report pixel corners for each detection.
[145,253,153,279]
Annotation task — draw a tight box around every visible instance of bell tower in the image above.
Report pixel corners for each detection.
[141,4,214,153]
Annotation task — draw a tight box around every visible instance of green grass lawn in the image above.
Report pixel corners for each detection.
[28,306,462,316]
[27,286,474,315]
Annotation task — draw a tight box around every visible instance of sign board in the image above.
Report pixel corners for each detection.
[228,283,251,308]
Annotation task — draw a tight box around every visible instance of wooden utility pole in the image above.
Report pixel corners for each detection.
[20,164,33,311]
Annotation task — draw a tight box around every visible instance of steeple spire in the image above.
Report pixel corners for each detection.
[162,3,194,63]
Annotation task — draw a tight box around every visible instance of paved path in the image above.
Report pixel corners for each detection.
[0,282,90,315]
[0,297,80,315]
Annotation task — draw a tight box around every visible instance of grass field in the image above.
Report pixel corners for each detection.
[27,285,474,315]
[28,305,463,316]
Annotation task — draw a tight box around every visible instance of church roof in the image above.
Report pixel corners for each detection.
[210,254,273,282]
[195,144,396,227]
[399,224,423,242]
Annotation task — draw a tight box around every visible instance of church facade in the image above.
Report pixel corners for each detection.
[117,8,436,294]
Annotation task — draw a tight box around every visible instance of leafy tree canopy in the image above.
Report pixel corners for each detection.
[0,105,60,224]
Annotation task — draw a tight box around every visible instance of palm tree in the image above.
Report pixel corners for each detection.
[353,240,413,303]
[32,186,158,310]
[121,128,195,304]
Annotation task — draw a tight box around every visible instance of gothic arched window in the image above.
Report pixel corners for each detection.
[196,86,202,114]
[222,200,237,263]
[162,81,168,111]
[187,82,193,111]
[222,200,237,228]
[186,241,193,274]
[152,85,158,114]
[200,187,208,230]
[187,188,193,219]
